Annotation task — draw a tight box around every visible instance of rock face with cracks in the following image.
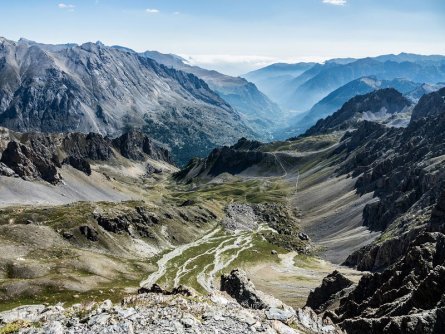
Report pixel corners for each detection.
[0,128,172,183]
[305,271,354,314]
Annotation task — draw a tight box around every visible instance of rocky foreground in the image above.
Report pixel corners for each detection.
[0,270,340,334]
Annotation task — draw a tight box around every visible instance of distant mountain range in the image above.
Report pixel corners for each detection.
[0,37,275,164]
[245,53,445,136]
[2,37,445,162]
[243,62,315,104]
[289,77,445,133]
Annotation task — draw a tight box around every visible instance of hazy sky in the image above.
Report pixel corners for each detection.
[1,0,444,75]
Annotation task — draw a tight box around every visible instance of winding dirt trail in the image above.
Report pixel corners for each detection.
[197,232,253,291]
[140,228,223,288]
[141,228,257,292]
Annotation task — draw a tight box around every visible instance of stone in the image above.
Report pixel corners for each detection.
[220,269,268,310]
[0,162,15,177]
[271,320,300,334]
[88,313,110,326]
[265,307,296,322]
[0,304,46,323]
[79,225,99,242]
[62,231,74,240]
[180,314,198,328]
[298,233,310,241]
[63,156,91,175]
[305,270,354,313]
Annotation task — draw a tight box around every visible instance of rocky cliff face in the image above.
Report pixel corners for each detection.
[0,128,172,184]
[306,193,445,334]
[329,109,445,271]
[139,50,284,139]
[411,87,445,121]
[0,37,255,164]
[337,109,445,242]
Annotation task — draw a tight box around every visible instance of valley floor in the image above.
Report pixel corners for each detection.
[0,134,378,327]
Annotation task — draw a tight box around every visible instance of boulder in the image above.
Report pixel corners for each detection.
[0,162,16,177]
[220,269,281,310]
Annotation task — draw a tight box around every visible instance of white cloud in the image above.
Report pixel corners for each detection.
[182,54,278,75]
[322,0,347,5]
[173,11,180,15]
[184,54,276,66]
[146,8,160,14]
[58,3,75,9]
[180,54,331,76]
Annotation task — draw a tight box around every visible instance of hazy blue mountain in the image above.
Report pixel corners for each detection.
[296,77,420,130]
[285,57,445,112]
[243,62,315,105]
[373,52,445,64]
[405,82,445,102]
[248,53,445,116]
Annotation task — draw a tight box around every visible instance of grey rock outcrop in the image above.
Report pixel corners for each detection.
[112,130,171,163]
[0,128,172,183]
[0,290,341,334]
[324,232,445,334]
[79,225,99,242]
[220,269,270,310]
[0,140,61,184]
[306,271,354,313]
[411,87,445,121]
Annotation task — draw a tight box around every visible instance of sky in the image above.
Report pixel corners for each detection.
[0,0,444,75]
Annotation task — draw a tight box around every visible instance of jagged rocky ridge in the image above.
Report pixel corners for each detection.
[304,88,412,136]
[336,109,445,270]
[297,89,445,333]
[0,128,171,184]
[410,86,445,121]
[308,197,445,334]
[175,137,298,182]
[0,37,255,164]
